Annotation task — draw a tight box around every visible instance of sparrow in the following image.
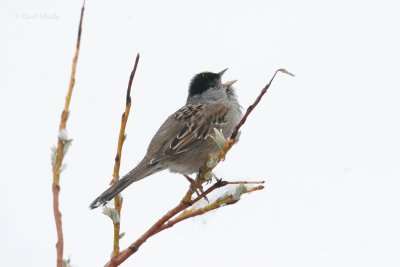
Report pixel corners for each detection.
[89,68,242,209]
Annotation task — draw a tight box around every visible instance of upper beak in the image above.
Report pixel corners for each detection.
[217,68,228,76]
[223,80,238,89]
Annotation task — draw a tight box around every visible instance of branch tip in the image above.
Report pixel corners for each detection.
[277,68,295,77]
[126,54,140,104]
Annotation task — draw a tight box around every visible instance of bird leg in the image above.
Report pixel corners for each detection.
[183,174,209,203]
[183,174,195,184]
[195,172,210,203]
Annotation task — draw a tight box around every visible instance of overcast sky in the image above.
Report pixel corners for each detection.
[1,0,400,266]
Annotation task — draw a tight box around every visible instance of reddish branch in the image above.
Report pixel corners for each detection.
[103,69,292,267]
[52,185,63,267]
[51,3,85,267]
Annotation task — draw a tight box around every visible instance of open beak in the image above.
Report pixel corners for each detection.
[218,68,237,89]
[223,79,238,89]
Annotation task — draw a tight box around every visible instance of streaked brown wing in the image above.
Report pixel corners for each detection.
[149,103,229,164]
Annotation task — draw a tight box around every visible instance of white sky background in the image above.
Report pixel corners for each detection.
[1,0,400,266]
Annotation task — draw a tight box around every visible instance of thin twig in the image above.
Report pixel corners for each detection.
[103,69,292,266]
[231,69,294,139]
[111,54,140,258]
[51,3,85,267]
[158,185,265,232]
[226,180,265,185]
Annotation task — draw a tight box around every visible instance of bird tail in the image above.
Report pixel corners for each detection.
[89,161,157,209]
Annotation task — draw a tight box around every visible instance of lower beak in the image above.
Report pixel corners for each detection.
[223,80,238,89]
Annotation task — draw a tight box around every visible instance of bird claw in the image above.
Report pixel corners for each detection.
[197,184,209,203]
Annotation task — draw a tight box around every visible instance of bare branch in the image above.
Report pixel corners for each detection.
[111,54,140,258]
[51,2,85,267]
[125,54,140,105]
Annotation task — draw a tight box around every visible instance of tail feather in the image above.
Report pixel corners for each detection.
[89,162,156,209]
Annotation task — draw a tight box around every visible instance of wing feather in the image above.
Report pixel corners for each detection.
[150,103,229,164]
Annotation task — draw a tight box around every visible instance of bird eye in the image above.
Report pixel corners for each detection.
[209,80,217,88]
